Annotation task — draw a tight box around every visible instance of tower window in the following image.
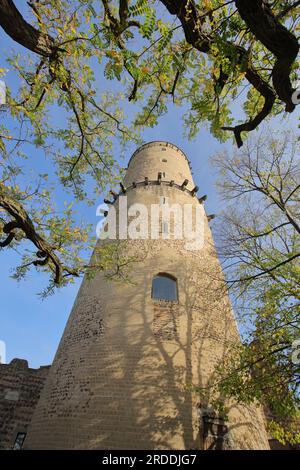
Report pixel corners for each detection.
[151,274,178,302]
[161,148,167,151]
[162,158,167,162]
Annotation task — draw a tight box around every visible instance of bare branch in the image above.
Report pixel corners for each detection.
[227,252,300,284]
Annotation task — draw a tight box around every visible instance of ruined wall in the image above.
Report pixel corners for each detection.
[0,358,49,449]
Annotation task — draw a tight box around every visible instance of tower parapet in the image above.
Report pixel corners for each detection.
[124,141,194,190]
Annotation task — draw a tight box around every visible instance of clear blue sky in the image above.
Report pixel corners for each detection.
[0,3,298,368]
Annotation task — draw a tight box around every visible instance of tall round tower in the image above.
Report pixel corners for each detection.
[25,142,269,449]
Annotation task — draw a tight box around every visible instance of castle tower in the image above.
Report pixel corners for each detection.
[25,142,269,450]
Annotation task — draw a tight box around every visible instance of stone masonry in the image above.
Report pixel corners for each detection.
[0,358,49,449]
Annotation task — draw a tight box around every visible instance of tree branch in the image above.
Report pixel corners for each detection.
[237,221,291,242]
[0,0,56,57]
[0,189,79,284]
[159,0,278,146]
[222,63,276,147]
[228,252,300,284]
[277,0,300,19]
[235,0,299,112]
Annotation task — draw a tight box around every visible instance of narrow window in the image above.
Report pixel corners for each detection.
[162,158,167,162]
[13,432,26,450]
[151,273,178,302]
[161,148,167,151]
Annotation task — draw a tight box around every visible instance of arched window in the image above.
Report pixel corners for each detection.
[151,273,178,302]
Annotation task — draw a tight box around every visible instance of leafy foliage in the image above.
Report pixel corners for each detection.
[0,1,298,290]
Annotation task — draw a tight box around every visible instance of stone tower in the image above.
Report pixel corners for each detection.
[25,142,269,450]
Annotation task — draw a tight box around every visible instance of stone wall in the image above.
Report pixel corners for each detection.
[0,358,50,449]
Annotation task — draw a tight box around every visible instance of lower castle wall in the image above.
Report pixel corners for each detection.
[0,358,49,449]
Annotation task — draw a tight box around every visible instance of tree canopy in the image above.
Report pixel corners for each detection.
[0,0,298,288]
[210,131,300,444]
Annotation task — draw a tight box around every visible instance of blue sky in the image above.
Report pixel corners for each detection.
[0,3,298,368]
